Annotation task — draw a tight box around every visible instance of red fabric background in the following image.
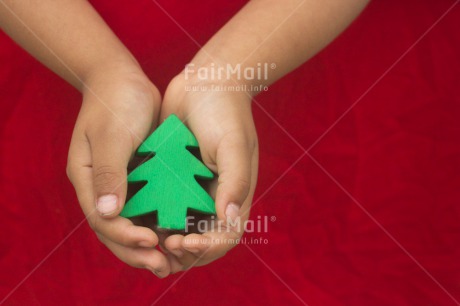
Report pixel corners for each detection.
[1,0,459,305]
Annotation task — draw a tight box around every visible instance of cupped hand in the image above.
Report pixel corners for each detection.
[66,66,171,277]
[158,74,259,273]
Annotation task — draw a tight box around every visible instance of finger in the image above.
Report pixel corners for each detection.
[164,234,187,258]
[187,230,239,260]
[88,123,136,218]
[166,253,185,274]
[164,235,186,273]
[164,234,202,271]
[94,216,159,248]
[68,144,158,247]
[182,233,211,254]
[87,81,160,218]
[100,236,170,278]
[214,132,254,224]
[164,227,243,270]
[233,149,259,222]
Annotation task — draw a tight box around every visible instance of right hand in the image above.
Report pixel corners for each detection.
[66,65,171,277]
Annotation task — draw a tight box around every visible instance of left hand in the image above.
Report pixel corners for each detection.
[158,73,259,273]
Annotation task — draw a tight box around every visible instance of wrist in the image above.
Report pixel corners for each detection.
[178,61,268,97]
[168,71,253,102]
[81,60,161,113]
[80,55,143,91]
[163,71,253,120]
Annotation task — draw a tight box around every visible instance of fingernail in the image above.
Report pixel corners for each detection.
[225,202,240,223]
[96,194,118,215]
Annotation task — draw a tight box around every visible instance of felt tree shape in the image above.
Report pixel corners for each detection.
[120,114,215,230]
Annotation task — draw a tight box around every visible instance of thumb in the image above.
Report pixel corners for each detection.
[90,126,133,218]
[214,134,253,224]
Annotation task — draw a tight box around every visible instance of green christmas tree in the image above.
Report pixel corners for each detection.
[120,114,215,230]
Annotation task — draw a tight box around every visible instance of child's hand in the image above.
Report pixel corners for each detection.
[158,74,259,273]
[66,67,171,277]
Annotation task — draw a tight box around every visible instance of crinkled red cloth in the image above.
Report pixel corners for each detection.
[1,0,459,305]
